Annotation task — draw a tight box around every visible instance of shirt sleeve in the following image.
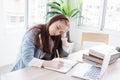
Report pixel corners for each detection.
[61,37,69,52]
[28,58,44,67]
[20,28,43,67]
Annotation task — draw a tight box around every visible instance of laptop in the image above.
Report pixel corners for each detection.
[72,53,111,80]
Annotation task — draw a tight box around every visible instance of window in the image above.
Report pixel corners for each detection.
[1,0,47,28]
[79,0,120,31]
[81,0,101,27]
[105,0,120,31]
[28,0,47,27]
[3,0,25,28]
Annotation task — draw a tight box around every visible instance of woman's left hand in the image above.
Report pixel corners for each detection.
[61,32,67,38]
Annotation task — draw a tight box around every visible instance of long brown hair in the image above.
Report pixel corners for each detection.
[30,14,69,58]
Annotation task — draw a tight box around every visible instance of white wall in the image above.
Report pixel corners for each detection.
[0,29,25,66]
[0,0,25,66]
[0,0,5,34]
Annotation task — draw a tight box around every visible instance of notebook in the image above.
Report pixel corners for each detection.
[44,58,77,73]
[71,52,111,80]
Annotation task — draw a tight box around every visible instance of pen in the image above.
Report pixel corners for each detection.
[56,49,60,58]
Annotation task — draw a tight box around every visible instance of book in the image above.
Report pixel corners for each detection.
[89,51,120,60]
[83,53,103,64]
[83,53,117,64]
[44,58,78,73]
[89,44,120,59]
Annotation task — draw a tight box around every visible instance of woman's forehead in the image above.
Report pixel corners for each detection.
[60,24,69,32]
[57,20,69,26]
[59,20,69,30]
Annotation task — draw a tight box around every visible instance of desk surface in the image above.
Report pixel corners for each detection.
[1,51,120,80]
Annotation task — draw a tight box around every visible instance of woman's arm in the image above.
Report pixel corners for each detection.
[20,28,44,68]
[42,59,64,69]
[20,28,64,69]
[61,32,70,52]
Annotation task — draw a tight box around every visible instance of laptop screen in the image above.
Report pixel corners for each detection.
[99,51,111,78]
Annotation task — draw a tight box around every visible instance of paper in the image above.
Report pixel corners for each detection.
[44,58,77,73]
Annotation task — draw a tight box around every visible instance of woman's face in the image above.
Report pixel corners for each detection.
[49,20,69,36]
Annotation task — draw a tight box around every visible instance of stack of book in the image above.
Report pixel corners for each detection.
[83,44,120,64]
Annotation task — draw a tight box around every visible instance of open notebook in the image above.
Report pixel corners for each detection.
[44,58,77,73]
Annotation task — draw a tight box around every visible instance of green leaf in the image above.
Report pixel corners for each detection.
[73,0,83,9]
[45,11,62,20]
[71,9,80,18]
[59,0,64,4]
[66,0,70,16]
[62,3,68,15]
[48,2,61,11]
[46,0,82,19]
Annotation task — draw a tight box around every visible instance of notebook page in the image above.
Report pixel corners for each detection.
[44,58,77,73]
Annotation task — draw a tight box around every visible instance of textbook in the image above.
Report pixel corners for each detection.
[83,52,117,64]
[44,58,78,73]
[89,44,120,59]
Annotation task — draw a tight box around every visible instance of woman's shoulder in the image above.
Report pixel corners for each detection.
[28,24,42,33]
[28,26,40,33]
[24,26,41,38]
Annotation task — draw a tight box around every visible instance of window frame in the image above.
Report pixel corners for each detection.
[78,0,120,33]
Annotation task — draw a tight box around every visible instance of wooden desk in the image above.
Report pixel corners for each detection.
[1,51,120,80]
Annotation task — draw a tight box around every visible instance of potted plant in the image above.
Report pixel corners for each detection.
[46,0,82,42]
[116,46,120,52]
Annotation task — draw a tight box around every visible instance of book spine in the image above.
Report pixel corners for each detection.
[109,58,117,65]
[110,53,120,60]
[89,52,120,60]
[83,54,117,65]
[83,54,103,64]
[89,54,103,60]
[89,49,104,59]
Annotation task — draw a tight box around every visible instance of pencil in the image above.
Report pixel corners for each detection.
[56,49,60,58]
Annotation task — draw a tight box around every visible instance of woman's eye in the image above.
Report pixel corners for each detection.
[60,31,64,34]
[57,26,60,30]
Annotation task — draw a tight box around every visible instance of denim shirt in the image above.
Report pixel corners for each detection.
[11,28,68,71]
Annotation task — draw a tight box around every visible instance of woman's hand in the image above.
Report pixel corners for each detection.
[61,32,69,51]
[61,32,67,38]
[51,58,64,69]
[42,58,64,69]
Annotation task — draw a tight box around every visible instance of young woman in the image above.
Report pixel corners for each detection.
[12,14,70,71]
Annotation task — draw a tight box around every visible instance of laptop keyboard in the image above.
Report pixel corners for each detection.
[83,66,101,80]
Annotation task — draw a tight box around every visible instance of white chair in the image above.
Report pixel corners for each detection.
[80,32,109,50]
